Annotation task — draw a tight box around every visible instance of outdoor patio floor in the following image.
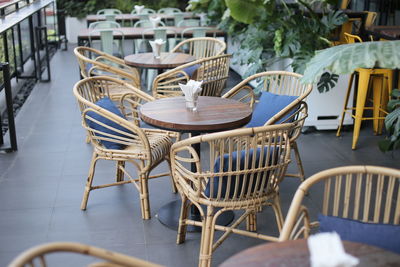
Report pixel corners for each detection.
[0,46,399,266]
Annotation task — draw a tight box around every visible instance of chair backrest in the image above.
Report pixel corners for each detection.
[89,28,125,57]
[279,165,400,241]
[142,28,170,52]
[131,8,156,14]
[365,11,377,28]
[158,7,182,14]
[177,19,200,27]
[73,76,154,153]
[134,19,166,28]
[105,14,116,22]
[173,13,184,26]
[170,123,293,204]
[97,8,122,15]
[89,21,120,30]
[152,54,231,98]
[8,242,162,267]
[181,27,215,38]
[344,32,363,43]
[73,46,140,89]
[171,37,226,59]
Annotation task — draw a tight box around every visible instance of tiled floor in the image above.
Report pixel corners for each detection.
[0,46,399,266]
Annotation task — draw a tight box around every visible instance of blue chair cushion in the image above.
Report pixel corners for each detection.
[246,92,298,128]
[179,64,201,78]
[204,148,274,198]
[318,214,400,254]
[86,97,133,150]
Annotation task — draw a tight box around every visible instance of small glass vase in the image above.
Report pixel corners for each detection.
[185,95,198,112]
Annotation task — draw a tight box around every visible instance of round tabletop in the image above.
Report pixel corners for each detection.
[140,96,252,133]
[124,52,196,69]
[219,239,400,267]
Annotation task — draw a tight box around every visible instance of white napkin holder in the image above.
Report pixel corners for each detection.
[179,80,203,111]
[134,5,144,14]
[150,16,161,28]
[149,39,165,59]
[308,232,359,267]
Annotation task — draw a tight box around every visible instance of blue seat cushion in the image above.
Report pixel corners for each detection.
[86,97,133,150]
[318,214,400,254]
[246,92,298,128]
[179,64,201,78]
[204,148,275,198]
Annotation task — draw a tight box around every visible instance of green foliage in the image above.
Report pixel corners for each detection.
[57,0,188,18]
[188,0,347,78]
[379,89,400,152]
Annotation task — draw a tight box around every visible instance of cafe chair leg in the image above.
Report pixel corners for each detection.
[199,206,216,267]
[271,194,284,232]
[81,153,99,210]
[246,211,257,232]
[293,142,305,181]
[139,172,151,220]
[166,158,177,193]
[116,161,125,182]
[177,195,190,244]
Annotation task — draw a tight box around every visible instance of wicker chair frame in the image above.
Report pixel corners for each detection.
[74,46,141,98]
[222,71,313,181]
[73,76,179,220]
[170,37,226,59]
[152,54,231,98]
[8,242,163,267]
[279,165,400,241]
[171,123,295,267]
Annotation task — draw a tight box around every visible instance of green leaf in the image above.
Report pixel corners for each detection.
[391,88,400,98]
[378,139,392,152]
[225,0,263,24]
[302,41,400,84]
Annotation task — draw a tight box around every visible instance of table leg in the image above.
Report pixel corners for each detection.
[157,132,234,232]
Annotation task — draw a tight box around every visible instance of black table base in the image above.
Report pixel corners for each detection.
[157,199,235,232]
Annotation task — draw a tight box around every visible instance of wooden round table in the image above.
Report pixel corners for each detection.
[124,52,196,70]
[140,96,253,231]
[219,239,400,267]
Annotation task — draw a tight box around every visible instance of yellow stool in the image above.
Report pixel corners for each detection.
[336,33,394,149]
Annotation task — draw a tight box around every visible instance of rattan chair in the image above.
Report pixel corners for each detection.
[222,71,313,181]
[279,165,400,241]
[73,76,179,220]
[8,242,163,267]
[171,123,294,267]
[74,46,141,98]
[170,37,226,59]
[152,54,231,98]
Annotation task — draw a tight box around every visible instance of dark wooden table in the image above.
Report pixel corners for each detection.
[219,239,400,267]
[124,52,196,70]
[77,26,226,46]
[86,12,198,25]
[140,96,253,231]
[366,26,400,40]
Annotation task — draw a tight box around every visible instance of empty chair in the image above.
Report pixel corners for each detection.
[222,71,313,181]
[152,54,231,98]
[171,37,226,59]
[89,20,120,30]
[171,123,295,267]
[279,165,400,255]
[177,19,200,27]
[157,7,182,14]
[8,242,163,267]
[74,46,140,94]
[97,8,122,15]
[73,76,178,220]
[88,28,125,57]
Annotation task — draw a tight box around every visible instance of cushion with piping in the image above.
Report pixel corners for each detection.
[86,97,133,150]
[246,92,298,128]
[318,214,400,254]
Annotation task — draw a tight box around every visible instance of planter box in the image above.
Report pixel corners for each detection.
[227,36,353,130]
[65,16,86,44]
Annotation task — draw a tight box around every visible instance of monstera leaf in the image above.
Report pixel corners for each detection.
[302,40,400,84]
[225,0,263,24]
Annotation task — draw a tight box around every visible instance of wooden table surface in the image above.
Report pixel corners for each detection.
[140,96,252,133]
[219,239,400,267]
[124,52,195,69]
[86,12,197,23]
[77,26,226,42]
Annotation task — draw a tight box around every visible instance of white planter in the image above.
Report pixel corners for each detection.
[227,36,353,130]
[65,16,87,44]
